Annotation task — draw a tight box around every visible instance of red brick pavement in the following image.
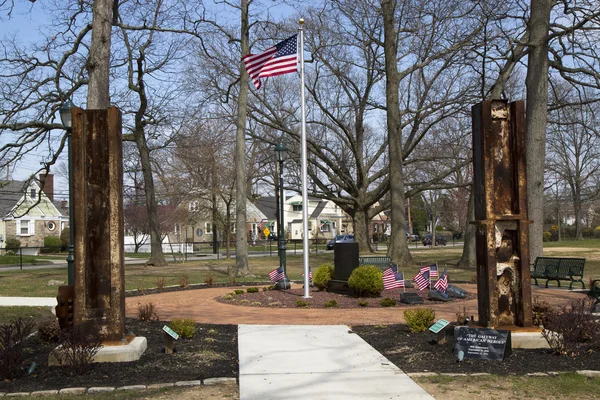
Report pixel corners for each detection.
[125,284,586,326]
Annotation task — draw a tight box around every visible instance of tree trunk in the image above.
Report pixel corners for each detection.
[458,186,476,268]
[574,193,583,240]
[525,0,552,260]
[234,0,250,277]
[382,0,413,267]
[87,0,112,109]
[354,209,372,253]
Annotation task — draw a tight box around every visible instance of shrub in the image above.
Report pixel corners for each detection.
[234,289,245,295]
[358,301,369,307]
[0,318,36,380]
[60,227,70,250]
[532,297,553,327]
[179,276,189,288]
[251,302,262,306]
[38,318,61,343]
[137,302,159,322]
[240,299,249,304]
[348,265,384,297]
[594,226,600,239]
[247,287,259,293]
[313,263,335,290]
[324,299,338,308]
[155,277,166,290]
[380,298,397,307]
[41,235,62,253]
[4,237,20,254]
[542,231,552,242]
[542,297,600,355]
[52,322,103,375]
[404,308,436,333]
[222,294,233,300]
[204,274,215,286]
[169,318,196,339]
[204,337,216,343]
[296,300,309,307]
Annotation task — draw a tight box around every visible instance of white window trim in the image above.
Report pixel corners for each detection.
[16,219,35,236]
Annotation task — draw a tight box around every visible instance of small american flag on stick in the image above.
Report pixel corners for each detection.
[414,270,430,291]
[434,268,448,292]
[269,267,285,282]
[383,272,405,290]
[383,264,398,276]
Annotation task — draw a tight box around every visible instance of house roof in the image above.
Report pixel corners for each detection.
[255,197,278,220]
[310,201,326,218]
[0,180,27,216]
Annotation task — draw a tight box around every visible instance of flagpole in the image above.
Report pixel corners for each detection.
[299,18,311,299]
[402,270,405,293]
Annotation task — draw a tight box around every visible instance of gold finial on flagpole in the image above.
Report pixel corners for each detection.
[299,18,304,25]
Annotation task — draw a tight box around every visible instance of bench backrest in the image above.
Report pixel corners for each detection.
[533,257,586,277]
[358,256,392,269]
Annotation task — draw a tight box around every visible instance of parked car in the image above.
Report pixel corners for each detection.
[406,232,420,242]
[326,234,355,250]
[422,234,447,246]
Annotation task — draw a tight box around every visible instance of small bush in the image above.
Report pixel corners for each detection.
[38,318,61,343]
[169,318,196,339]
[348,265,384,297]
[313,263,335,290]
[234,289,245,295]
[60,227,70,250]
[358,301,369,307]
[179,276,189,288]
[204,337,216,343]
[532,297,553,327]
[594,226,600,239]
[380,298,397,307]
[0,318,36,380]
[296,300,309,308]
[204,274,215,286]
[240,299,249,304]
[52,322,103,375]
[247,287,259,293]
[542,297,600,355]
[136,285,146,295]
[137,302,159,322]
[41,235,62,253]
[222,294,234,300]
[251,301,262,306]
[324,299,338,308]
[262,287,269,292]
[155,277,167,290]
[5,237,21,253]
[404,308,436,333]
[542,231,552,242]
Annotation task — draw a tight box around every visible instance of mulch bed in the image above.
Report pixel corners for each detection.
[1,318,238,394]
[215,286,476,308]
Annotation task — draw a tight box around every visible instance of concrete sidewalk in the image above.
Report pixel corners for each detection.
[0,297,56,307]
[238,325,433,400]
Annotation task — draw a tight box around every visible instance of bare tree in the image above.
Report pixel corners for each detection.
[87,0,113,108]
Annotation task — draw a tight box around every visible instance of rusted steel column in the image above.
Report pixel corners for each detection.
[72,107,125,341]
[471,100,532,328]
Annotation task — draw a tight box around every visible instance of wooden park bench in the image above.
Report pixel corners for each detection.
[358,256,392,271]
[588,280,600,304]
[530,257,586,290]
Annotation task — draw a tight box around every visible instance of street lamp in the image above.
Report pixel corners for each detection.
[59,99,75,286]
[274,142,290,290]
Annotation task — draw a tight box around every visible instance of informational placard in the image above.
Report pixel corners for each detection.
[454,327,511,360]
[162,325,179,340]
[429,319,449,334]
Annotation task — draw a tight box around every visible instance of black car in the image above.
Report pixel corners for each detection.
[326,234,355,250]
[422,234,447,246]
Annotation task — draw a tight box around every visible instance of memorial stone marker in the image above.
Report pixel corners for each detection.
[454,326,512,360]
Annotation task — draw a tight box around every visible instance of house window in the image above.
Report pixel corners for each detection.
[30,189,37,199]
[320,223,331,232]
[205,222,212,234]
[17,219,34,236]
[189,201,199,212]
[292,204,302,212]
[373,224,378,233]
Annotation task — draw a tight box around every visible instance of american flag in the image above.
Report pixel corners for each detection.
[269,267,285,282]
[302,271,313,279]
[429,264,439,278]
[383,264,398,276]
[414,270,430,291]
[242,35,298,90]
[434,268,448,292]
[420,265,430,275]
[383,272,405,290]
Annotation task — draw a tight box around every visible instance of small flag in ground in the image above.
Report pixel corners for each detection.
[383,264,398,276]
[302,271,313,279]
[269,267,285,282]
[242,34,298,90]
[414,270,430,290]
[434,268,448,292]
[429,264,439,278]
[420,265,431,275]
[383,272,405,290]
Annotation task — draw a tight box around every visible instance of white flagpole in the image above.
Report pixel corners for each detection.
[299,18,311,299]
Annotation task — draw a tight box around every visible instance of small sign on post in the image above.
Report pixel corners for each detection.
[454,327,511,360]
[429,319,450,344]
[263,227,271,237]
[162,325,179,354]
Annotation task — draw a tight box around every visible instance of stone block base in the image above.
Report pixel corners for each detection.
[49,336,147,366]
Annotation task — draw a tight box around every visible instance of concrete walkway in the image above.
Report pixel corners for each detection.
[0,297,57,307]
[238,324,433,399]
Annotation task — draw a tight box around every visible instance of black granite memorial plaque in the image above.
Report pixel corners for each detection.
[454,326,511,360]
[400,292,424,305]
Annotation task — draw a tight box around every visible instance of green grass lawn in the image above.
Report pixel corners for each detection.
[0,306,55,324]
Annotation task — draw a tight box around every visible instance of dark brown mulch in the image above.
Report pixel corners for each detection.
[353,324,600,375]
[0,318,238,394]
[215,286,476,308]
